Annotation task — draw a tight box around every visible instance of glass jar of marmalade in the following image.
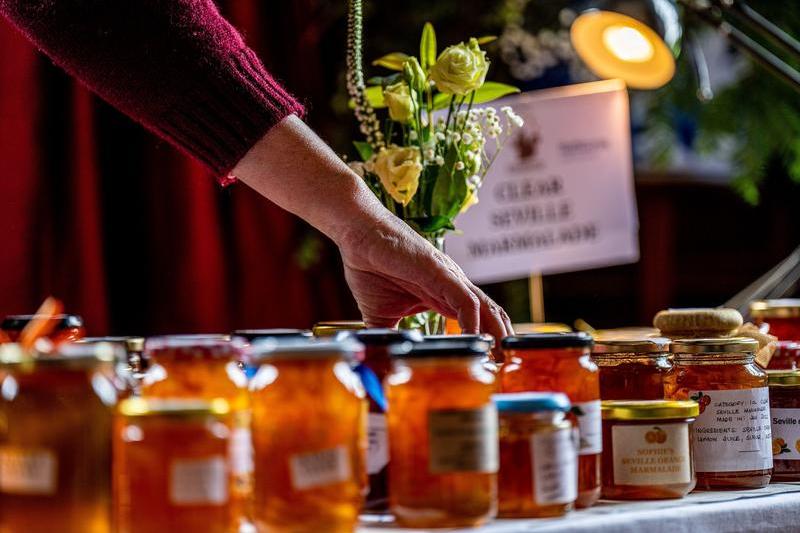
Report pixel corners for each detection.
[354,329,422,513]
[386,340,497,528]
[312,321,366,337]
[494,392,576,518]
[114,398,234,533]
[500,333,601,508]
[767,370,800,481]
[601,400,698,499]
[768,341,800,370]
[750,299,800,341]
[0,314,85,346]
[592,338,672,400]
[248,339,366,533]
[0,342,121,533]
[665,338,772,489]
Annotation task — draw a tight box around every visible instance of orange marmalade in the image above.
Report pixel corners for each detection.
[113,398,234,533]
[494,392,576,518]
[249,339,366,533]
[665,338,772,489]
[592,338,672,400]
[767,370,800,481]
[387,340,498,528]
[500,333,601,508]
[601,400,698,499]
[0,342,121,533]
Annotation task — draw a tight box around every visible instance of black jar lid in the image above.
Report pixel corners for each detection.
[501,332,594,350]
[232,329,312,342]
[424,333,496,349]
[390,339,490,358]
[355,329,423,346]
[1,314,84,331]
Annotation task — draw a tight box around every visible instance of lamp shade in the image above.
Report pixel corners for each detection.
[571,0,681,89]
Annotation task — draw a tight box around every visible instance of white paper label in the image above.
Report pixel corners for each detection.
[611,423,692,485]
[289,446,352,490]
[690,388,772,473]
[169,456,228,505]
[0,447,57,495]
[532,428,577,505]
[771,408,800,461]
[428,405,499,474]
[367,413,389,475]
[230,428,254,476]
[574,400,602,455]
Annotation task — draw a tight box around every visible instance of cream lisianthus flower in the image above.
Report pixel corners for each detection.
[429,38,489,96]
[366,146,422,206]
[383,82,414,123]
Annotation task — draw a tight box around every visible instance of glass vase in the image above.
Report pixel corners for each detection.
[400,235,447,335]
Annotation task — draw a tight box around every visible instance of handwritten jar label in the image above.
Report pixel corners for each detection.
[169,456,228,505]
[289,446,352,490]
[0,446,57,495]
[611,423,692,485]
[367,413,389,475]
[771,408,800,461]
[428,405,499,474]
[531,427,577,505]
[690,388,772,473]
[573,400,603,455]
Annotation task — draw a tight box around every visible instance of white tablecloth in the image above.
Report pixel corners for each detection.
[359,483,800,532]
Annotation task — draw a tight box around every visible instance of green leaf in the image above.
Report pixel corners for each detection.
[372,52,410,71]
[431,146,468,218]
[352,141,374,162]
[409,216,456,233]
[348,85,387,109]
[432,82,521,109]
[366,73,403,87]
[476,35,498,45]
[420,22,437,72]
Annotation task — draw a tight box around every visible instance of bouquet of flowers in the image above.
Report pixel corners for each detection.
[346,0,525,331]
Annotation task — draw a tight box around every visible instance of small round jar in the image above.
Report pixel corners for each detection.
[500,333,601,508]
[768,341,800,370]
[601,400,698,499]
[494,392,576,518]
[312,321,366,337]
[387,340,498,528]
[750,299,800,341]
[592,337,672,400]
[767,370,800,481]
[665,338,772,489]
[0,314,85,346]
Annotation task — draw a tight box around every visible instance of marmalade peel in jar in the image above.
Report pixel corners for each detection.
[664,337,772,489]
[592,338,672,400]
[249,339,366,533]
[114,398,235,533]
[601,400,698,499]
[387,340,498,528]
[767,370,800,481]
[500,332,601,508]
[494,392,577,518]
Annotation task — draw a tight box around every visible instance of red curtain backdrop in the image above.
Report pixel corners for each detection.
[0,2,355,336]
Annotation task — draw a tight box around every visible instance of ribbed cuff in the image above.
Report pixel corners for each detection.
[157,47,305,184]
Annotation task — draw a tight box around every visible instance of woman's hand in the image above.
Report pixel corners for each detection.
[234,115,513,338]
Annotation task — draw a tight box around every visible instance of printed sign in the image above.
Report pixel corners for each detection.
[446,79,639,283]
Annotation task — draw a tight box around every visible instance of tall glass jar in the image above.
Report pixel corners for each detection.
[1,314,85,346]
[665,338,772,489]
[353,329,422,513]
[0,342,121,533]
[750,299,800,341]
[386,340,498,528]
[592,338,672,400]
[767,370,800,481]
[494,392,576,518]
[113,398,234,533]
[500,333,601,508]
[249,339,366,533]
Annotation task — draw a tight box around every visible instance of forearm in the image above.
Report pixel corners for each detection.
[233,115,394,245]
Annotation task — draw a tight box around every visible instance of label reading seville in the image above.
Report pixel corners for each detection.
[612,424,692,485]
[428,406,499,474]
[771,408,800,461]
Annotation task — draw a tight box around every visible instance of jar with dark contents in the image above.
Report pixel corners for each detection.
[601,400,698,499]
[767,370,800,481]
[1,314,85,346]
[354,329,422,513]
[592,338,672,400]
[767,341,800,370]
[665,338,772,489]
[500,333,601,508]
[750,299,800,341]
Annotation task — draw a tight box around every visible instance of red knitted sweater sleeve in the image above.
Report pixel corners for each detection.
[0,0,305,180]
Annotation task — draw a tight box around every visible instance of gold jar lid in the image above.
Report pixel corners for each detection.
[119,397,230,418]
[593,337,670,355]
[602,400,699,420]
[767,369,800,387]
[750,299,800,319]
[670,337,758,355]
[512,322,572,334]
[312,321,366,337]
